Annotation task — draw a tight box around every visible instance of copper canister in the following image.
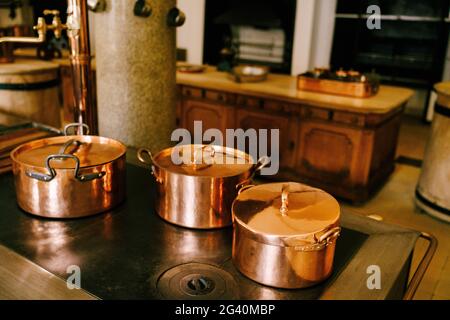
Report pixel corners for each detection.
[232,182,341,289]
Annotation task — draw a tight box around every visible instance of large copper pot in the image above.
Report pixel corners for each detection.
[137,144,269,229]
[11,124,126,218]
[232,182,341,289]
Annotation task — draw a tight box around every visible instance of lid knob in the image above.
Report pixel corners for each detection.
[280,184,289,216]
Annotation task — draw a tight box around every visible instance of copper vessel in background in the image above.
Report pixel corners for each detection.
[11,124,126,218]
[138,144,269,229]
[232,182,341,289]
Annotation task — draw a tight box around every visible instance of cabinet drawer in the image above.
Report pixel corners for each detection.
[302,107,330,120]
[333,112,365,126]
[264,100,298,114]
[236,95,262,108]
[204,90,235,104]
[181,86,203,98]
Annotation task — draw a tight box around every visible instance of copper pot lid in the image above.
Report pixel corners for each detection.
[148,144,256,177]
[11,135,126,169]
[232,182,340,247]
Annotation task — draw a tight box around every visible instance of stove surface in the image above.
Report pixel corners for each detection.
[0,164,367,299]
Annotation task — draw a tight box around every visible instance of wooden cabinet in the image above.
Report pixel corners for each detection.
[180,98,235,135]
[235,108,297,169]
[178,85,404,202]
[295,121,375,199]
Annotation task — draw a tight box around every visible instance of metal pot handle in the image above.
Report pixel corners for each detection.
[137,147,154,165]
[26,154,105,182]
[58,139,82,154]
[316,226,341,244]
[137,147,163,184]
[237,184,255,195]
[285,226,341,251]
[235,156,271,190]
[64,123,90,136]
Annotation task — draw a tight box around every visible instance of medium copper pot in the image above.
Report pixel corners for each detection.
[137,144,269,229]
[232,182,341,289]
[11,123,127,218]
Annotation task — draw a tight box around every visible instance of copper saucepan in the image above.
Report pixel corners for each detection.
[232,182,341,289]
[11,123,127,218]
[137,144,270,229]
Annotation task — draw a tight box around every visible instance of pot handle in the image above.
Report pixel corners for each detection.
[237,184,255,195]
[137,148,163,183]
[26,154,105,182]
[235,156,271,190]
[316,226,341,244]
[137,148,154,165]
[58,139,82,155]
[64,123,90,136]
[285,226,341,251]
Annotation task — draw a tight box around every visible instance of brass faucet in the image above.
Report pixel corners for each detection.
[0,10,66,44]
[42,10,67,39]
[0,2,100,134]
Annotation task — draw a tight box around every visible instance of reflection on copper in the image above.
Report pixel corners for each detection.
[232,182,341,289]
[141,145,267,229]
[28,219,81,273]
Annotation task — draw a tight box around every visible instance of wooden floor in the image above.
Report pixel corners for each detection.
[343,115,450,300]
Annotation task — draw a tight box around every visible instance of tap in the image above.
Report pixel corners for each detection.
[0,10,66,44]
[0,17,47,44]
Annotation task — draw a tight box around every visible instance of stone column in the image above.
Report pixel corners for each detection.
[94,0,178,152]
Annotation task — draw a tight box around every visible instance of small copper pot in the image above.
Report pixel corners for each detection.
[137,144,269,229]
[11,123,127,218]
[232,182,341,289]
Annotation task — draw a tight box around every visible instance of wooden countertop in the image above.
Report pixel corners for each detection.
[0,244,96,300]
[177,68,414,114]
[13,48,413,114]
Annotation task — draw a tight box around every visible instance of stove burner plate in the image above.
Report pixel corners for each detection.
[157,262,239,299]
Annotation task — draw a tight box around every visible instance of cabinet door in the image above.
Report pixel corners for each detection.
[235,109,297,169]
[296,121,369,186]
[181,99,234,136]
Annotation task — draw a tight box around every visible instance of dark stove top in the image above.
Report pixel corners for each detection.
[0,164,367,299]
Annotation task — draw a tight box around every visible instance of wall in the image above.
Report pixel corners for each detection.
[176,0,337,75]
[177,0,205,64]
[0,2,33,28]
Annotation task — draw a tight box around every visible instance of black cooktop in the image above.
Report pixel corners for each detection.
[0,164,367,299]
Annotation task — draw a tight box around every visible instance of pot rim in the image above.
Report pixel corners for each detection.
[231,182,341,249]
[11,135,127,170]
[233,215,340,249]
[139,144,263,178]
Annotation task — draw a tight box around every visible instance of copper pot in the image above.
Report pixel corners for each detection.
[11,123,127,218]
[137,144,269,229]
[232,182,341,289]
